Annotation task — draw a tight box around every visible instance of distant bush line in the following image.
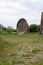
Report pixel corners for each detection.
[29,24,40,32]
[0,24,40,34]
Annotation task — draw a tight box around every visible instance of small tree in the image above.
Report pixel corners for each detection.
[29,24,38,32]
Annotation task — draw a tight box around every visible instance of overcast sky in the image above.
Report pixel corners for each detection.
[0,0,43,28]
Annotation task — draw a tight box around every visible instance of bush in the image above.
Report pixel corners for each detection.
[0,29,4,34]
[13,29,16,32]
[6,26,16,33]
[6,26,13,33]
[2,27,6,31]
[29,24,40,32]
[0,24,16,34]
[37,25,40,32]
[0,24,6,31]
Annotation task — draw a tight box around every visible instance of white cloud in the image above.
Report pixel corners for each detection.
[0,0,43,28]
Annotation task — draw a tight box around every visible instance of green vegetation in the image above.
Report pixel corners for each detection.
[29,24,40,32]
[0,24,16,35]
[32,47,41,54]
[0,24,43,65]
[0,32,43,65]
[0,24,40,35]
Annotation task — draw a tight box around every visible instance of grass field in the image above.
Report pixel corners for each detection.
[0,32,43,65]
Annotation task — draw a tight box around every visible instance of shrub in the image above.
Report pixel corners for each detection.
[6,26,13,33]
[37,25,40,32]
[6,26,16,33]
[0,29,3,34]
[13,29,16,32]
[29,24,39,32]
[2,27,6,31]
